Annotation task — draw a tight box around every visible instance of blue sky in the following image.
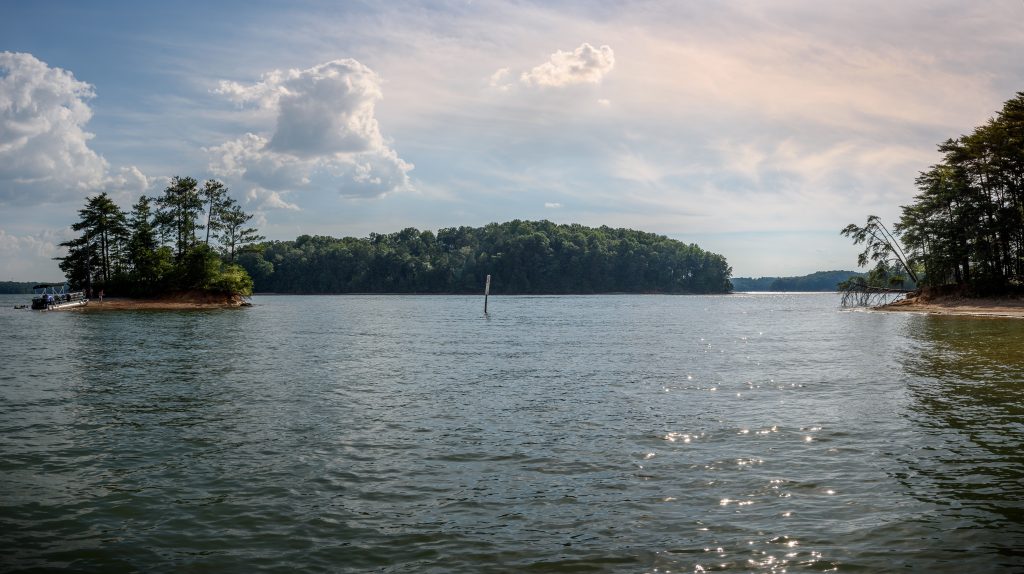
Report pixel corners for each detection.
[2,1,1023,281]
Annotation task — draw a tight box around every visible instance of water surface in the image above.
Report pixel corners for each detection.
[1,293,1022,572]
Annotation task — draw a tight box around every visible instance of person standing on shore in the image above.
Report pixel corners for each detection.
[99,289,104,303]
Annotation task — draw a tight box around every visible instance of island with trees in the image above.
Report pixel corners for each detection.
[236,220,733,295]
[842,91,1024,316]
[56,176,262,309]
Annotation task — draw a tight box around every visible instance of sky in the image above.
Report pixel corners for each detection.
[2,0,1023,281]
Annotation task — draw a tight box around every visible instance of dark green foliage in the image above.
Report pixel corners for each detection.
[847,92,1024,295]
[217,199,264,262]
[154,176,205,260]
[238,220,733,294]
[0,281,41,294]
[57,192,129,291]
[200,179,230,247]
[55,178,257,297]
[732,271,865,292]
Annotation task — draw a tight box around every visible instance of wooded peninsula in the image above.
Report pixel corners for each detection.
[236,220,733,294]
[843,91,1024,300]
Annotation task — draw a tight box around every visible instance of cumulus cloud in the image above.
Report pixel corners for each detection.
[0,52,149,206]
[104,166,151,196]
[210,59,412,206]
[0,52,106,203]
[520,43,615,87]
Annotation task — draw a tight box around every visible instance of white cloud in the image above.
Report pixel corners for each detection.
[0,52,149,207]
[544,202,562,209]
[210,59,412,202]
[488,67,512,92]
[246,187,300,211]
[104,165,151,196]
[0,52,106,204]
[520,43,615,87]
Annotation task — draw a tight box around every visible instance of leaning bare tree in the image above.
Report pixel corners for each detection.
[840,215,918,307]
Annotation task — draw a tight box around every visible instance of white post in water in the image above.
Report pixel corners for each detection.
[484,274,491,314]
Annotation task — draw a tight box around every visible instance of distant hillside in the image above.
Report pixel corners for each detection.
[0,281,42,294]
[731,270,862,292]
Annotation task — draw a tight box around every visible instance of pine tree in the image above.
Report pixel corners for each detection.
[155,176,204,260]
[217,199,264,262]
[57,192,128,289]
[200,179,230,247]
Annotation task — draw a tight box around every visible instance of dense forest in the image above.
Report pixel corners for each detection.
[237,220,733,294]
[56,177,261,297]
[844,92,1024,295]
[731,270,863,292]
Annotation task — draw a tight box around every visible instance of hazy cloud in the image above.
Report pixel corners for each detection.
[488,67,512,92]
[520,43,615,87]
[0,227,68,279]
[211,59,412,202]
[246,187,300,211]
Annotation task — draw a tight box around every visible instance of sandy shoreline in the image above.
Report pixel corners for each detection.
[78,293,247,311]
[874,295,1024,318]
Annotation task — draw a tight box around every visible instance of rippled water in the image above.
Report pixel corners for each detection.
[1,293,1022,572]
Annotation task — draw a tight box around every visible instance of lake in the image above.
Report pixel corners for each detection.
[1,293,1022,572]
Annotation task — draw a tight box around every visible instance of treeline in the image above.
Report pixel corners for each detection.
[57,177,261,297]
[731,270,864,292]
[899,92,1024,291]
[237,220,733,294]
[0,281,40,294]
[845,92,1023,294]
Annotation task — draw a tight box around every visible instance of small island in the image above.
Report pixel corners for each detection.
[54,176,261,310]
[841,91,1024,316]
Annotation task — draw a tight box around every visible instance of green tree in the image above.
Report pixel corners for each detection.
[841,215,919,284]
[155,176,204,260]
[237,220,733,295]
[217,199,264,262]
[845,91,1024,295]
[126,195,173,293]
[54,176,259,298]
[200,179,230,247]
[57,192,129,290]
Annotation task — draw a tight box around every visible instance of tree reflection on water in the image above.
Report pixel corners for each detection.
[897,315,1024,562]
